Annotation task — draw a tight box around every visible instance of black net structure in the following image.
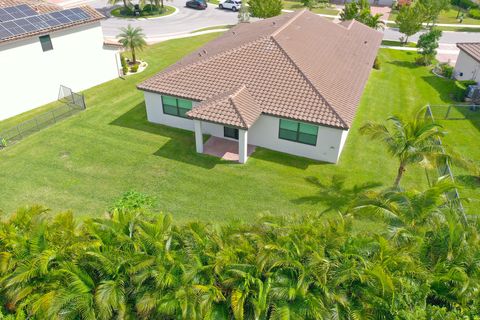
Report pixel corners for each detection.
[58,85,86,109]
[0,85,86,148]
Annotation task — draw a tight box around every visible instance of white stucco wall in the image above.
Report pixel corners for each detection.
[144,92,349,163]
[248,114,347,163]
[454,51,480,83]
[0,22,120,121]
[343,0,393,6]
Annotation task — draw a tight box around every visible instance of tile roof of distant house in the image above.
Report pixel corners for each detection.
[138,10,383,129]
[187,86,262,129]
[457,43,480,63]
[0,0,104,45]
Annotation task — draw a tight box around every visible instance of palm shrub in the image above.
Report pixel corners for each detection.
[117,25,146,64]
[0,184,479,319]
[360,107,448,189]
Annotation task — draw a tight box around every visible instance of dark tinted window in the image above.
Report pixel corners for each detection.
[39,35,53,52]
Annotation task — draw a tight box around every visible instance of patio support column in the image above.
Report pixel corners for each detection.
[238,129,248,164]
[194,120,203,153]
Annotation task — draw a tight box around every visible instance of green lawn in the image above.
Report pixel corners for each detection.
[110,5,175,18]
[0,33,477,221]
[389,6,480,25]
[282,0,340,15]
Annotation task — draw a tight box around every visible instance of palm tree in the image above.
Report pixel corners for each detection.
[360,107,447,188]
[108,0,130,12]
[117,25,146,64]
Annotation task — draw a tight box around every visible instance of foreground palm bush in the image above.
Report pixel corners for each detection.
[0,183,479,319]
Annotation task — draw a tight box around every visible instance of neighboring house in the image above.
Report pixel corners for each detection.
[0,0,120,120]
[138,10,382,164]
[454,43,480,84]
[332,0,394,6]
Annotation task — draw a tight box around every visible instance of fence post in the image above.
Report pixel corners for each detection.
[52,110,56,123]
[82,94,86,109]
[445,105,452,119]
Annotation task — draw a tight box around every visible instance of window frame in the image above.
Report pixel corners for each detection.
[39,35,53,52]
[278,119,318,146]
[161,95,193,118]
[224,126,239,140]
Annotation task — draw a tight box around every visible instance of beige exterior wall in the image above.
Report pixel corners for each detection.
[454,51,480,83]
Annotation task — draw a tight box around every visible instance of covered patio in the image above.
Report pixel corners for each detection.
[202,136,256,162]
[186,85,262,164]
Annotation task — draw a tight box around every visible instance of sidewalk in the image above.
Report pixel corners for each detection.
[381,43,459,64]
[282,9,480,28]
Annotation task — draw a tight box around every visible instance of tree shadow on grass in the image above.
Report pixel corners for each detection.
[110,102,226,169]
[292,175,382,213]
[421,75,456,103]
[249,147,326,170]
[387,60,419,69]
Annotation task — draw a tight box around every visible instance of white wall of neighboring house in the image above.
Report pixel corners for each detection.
[454,51,480,83]
[342,0,393,6]
[0,22,120,121]
[144,92,349,163]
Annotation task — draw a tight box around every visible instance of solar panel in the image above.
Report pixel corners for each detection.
[0,7,91,40]
[0,4,37,22]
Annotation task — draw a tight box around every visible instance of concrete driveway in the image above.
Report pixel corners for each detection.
[86,0,242,42]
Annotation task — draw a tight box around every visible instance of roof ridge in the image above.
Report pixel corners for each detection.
[138,36,272,87]
[271,9,306,37]
[269,36,349,128]
[228,86,249,128]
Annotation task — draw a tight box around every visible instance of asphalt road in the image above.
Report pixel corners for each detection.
[84,0,480,44]
[383,27,480,44]
[91,0,242,41]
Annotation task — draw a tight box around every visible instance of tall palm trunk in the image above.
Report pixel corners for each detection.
[394,163,406,188]
[123,0,128,10]
[131,45,136,64]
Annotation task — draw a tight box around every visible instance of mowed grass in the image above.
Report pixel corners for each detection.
[0,34,477,221]
[282,0,340,15]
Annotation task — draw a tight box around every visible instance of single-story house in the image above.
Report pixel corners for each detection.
[454,43,480,84]
[137,10,382,164]
[332,0,394,6]
[0,0,121,120]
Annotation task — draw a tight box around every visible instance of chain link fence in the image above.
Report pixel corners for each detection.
[429,104,480,121]
[0,85,86,148]
[425,105,467,223]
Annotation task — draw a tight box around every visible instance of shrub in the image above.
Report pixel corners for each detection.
[436,62,454,78]
[469,8,480,19]
[453,80,478,101]
[110,190,155,211]
[120,54,128,75]
[249,0,282,18]
[130,64,139,73]
[452,0,479,10]
[373,56,381,69]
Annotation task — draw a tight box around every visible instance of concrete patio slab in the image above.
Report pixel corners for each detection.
[203,136,255,162]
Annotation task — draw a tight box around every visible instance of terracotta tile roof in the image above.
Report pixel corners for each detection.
[187,85,262,129]
[457,43,480,63]
[0,0,59,13]
[0,0,104,45]
[138,10,382,129]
